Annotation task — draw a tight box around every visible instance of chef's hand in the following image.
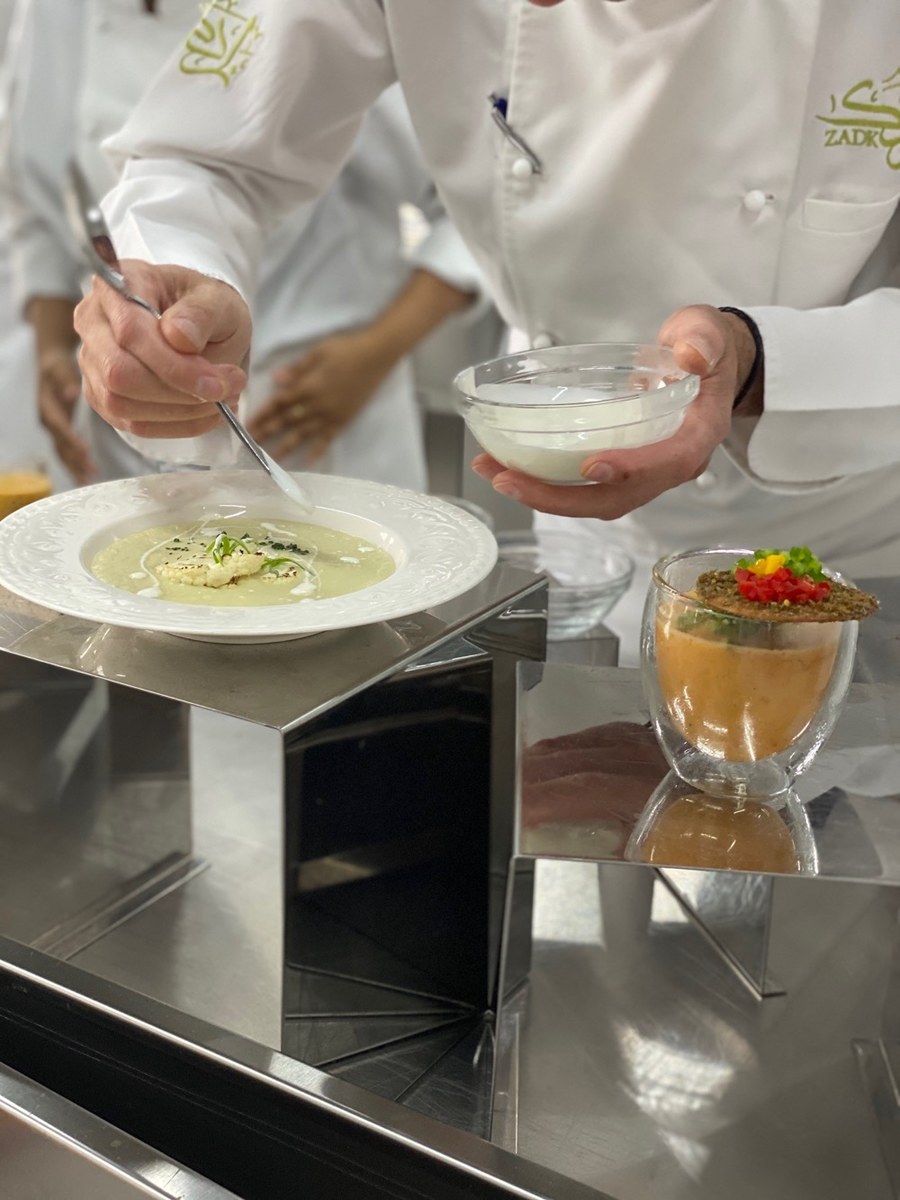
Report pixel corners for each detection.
[472,305,760,519]
[36,345,95,486]
[247,329,393,463]
[74,262,249,439]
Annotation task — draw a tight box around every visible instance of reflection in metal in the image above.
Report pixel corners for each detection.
[516,662,900,885]
[490,590,900,1196]
[495,865,900,1198]
[0,578,898,1197]
[627,776,819,876]
[0,936,608,1200]
[0,658,193,956]
[654,870,784,999]
[0,566,546,1142]
[854,1039,900,1196]
[0,1062,238,1198]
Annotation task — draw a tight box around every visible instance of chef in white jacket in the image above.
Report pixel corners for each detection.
[73,0,900,658]
[0,0,38,468]
[3,0,486,490]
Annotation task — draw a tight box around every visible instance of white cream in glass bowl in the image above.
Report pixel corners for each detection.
[454,343,700,484]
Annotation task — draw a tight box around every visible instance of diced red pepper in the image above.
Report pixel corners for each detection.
[735,567,832,607]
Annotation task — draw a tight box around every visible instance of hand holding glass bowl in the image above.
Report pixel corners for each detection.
[641,548,869,799]
[454,343,700,486]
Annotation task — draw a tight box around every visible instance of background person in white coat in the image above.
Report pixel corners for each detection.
[2,0,488,491]
[0,0,42,477]
[72,0,900,660]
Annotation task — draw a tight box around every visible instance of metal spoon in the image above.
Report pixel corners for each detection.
[63,161,314,515]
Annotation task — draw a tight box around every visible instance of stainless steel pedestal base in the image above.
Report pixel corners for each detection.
[496,861,899,1199]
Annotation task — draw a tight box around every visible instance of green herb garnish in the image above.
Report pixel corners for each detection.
[676,608,743,641]
[735,546,827,581]
[260,554,313,577]
[205,532,252,564]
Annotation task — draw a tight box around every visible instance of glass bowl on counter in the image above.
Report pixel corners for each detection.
[454,343,700,484]
[498,530,633,640]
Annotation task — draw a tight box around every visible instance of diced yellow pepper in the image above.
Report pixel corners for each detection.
[749,553,787,576]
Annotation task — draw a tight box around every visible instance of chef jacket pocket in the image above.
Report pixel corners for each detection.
[802,193,900,235]
[777,192,900,307]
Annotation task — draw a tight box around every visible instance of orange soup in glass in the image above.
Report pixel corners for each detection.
[0,462,52,521]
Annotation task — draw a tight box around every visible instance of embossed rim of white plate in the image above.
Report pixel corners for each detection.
[0,472,498,641]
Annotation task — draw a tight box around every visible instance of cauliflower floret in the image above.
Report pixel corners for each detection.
[157,549,269,589]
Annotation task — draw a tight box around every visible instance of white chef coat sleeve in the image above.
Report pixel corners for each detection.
[409,189,484,295]
[101,0,397,304]
[407,187,493,334]
[0,0,85,311]
[725,281,900,491]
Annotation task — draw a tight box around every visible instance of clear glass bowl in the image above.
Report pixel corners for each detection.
[454,343,700,484]
[498,531,634,640]
[641,548,858,798]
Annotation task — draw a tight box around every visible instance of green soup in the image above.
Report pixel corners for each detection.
[91,519,395,608]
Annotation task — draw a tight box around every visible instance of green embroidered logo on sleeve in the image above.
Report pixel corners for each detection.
[817,68,900,169]
[179,1,263,87]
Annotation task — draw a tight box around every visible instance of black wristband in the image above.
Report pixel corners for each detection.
[718,306,763,411]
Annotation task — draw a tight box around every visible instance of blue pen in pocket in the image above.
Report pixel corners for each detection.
[489,92,543,175]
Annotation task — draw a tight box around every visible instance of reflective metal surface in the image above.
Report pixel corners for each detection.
[0,1062,238,1198]
[516,665,900,884]
[496,862,900,1199]
[1,574,898,1199]
[0,936,607,1200]
[488,585,900,1198]
[0,567,546,1143]
[0,565,542,732]
[0,647,193,955]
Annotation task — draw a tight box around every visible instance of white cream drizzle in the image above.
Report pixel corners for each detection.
[113,518,366,604]
[137,519,207,598]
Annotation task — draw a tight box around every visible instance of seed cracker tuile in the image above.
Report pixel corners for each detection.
[695,570,879,623]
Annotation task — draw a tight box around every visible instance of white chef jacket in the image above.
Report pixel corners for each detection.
[2,0,487,489]
[97,1,900,613]
[0,0,41,474]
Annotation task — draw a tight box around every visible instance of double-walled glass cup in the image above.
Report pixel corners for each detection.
[641,548,858,798]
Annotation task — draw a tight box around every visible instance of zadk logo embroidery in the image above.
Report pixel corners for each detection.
[180,1,263,87]
[817,69,900,169]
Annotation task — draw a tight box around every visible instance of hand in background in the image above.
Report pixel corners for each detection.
[247,329,393,463]
[248,267,473,464]
[36,344,94,485]
[26,296,94,485]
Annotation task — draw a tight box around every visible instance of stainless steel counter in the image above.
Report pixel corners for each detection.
[0,575,898,1198]
[489,579,900,1198]
[0,566,549,1138]
[0,1062,239,1199]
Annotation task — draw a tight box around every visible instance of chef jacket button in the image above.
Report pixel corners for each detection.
[742,189,769,213]
[532,333,554,350]
[694,469,718,491]
[511,156,535,180]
